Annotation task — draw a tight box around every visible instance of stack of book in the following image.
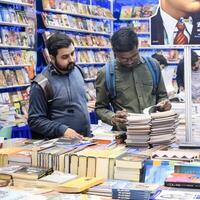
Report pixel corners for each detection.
[42,0,113,19]
[0,104,16,128]
[114,152,148,182]
[43,31,111,48]
[149,110,179,146]
[42,12,111,34]
[126,113,151,147]
[120,4,157,19]
[87,180,159,199]
[0,50,36,66]
[0,29,35,48]
[0,69,30,87]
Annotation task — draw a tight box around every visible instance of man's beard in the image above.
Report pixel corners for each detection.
[54,60,75,74]
[118,57,141,68]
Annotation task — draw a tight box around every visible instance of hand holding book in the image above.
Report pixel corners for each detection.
[143,99,171,114]
[156,99,172,112]
[111,109,128,125]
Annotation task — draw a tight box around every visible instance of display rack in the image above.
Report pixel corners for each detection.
[0,0,36,135]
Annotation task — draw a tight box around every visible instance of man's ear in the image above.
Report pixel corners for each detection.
[50,55,55,64]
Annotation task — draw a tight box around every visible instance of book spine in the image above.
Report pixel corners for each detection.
[112,189,150,200]
[165,181,200,189]
[175,166,200,175]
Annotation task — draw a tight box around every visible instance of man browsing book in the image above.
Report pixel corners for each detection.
[28,32,90,139]
[95,27,171,130]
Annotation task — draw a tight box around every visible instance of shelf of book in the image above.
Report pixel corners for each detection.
[0,0,33,7]
[0,64,31,68]
[0,21,30,28]
[44,24,111,36]
[0,45,33,50]
[0,0,36,135]
[0,84,30,90]
[43,8,115,21]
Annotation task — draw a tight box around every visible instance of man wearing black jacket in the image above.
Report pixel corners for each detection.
[151,0,200,45]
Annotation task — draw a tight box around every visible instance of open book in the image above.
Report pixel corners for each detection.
[143,105,159,114]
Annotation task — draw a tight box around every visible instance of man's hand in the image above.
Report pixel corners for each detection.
[157,99,172,111]
[179,86,184,92]
[111,109,128,125]
[64,128,83,140]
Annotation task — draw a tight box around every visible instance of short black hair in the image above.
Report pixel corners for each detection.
[152,53,168,66]
[191,51,199,66]
[111,27,138,53]
[46,32,74,57]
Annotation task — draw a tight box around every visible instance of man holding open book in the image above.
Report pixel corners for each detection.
[95,27,171,131]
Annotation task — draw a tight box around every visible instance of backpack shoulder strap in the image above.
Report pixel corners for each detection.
[143,56,161,95]
[105,59,116,99]
[32,70,53,102]
[75,64,85,79]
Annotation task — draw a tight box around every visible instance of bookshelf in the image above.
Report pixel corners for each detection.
[0,0,36,131]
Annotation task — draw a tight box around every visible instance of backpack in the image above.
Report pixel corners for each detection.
[33,65,85,102]
[105,57,161,99]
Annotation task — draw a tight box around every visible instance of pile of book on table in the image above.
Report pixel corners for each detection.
[126,110,179,147]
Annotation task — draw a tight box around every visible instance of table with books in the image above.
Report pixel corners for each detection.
[1,110,200,199]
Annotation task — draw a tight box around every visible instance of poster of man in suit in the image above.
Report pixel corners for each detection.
[151,0,200,45]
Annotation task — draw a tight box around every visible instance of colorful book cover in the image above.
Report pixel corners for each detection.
[120,6,133,19]
[165,173,200,188]
[144,159,176,185]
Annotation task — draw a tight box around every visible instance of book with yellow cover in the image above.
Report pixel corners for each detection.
[56,177,104,193]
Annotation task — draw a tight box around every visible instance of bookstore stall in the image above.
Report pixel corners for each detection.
[0,0,200,199]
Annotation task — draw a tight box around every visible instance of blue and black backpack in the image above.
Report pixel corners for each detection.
[105,57,161,99]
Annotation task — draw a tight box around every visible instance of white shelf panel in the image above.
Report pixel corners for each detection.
[45,24,111,36]
[0,45,32,49]
[119,17,150,21]
[0,64,31,68]
[0,84,30,89]
[77,62,106,65]
[0,0,33,6]
[75,46,111,49]
[0,21,30,27]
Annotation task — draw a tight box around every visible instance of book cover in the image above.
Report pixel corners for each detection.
[150,189,200,200]
[12,166,53,180]
[115,152,148,169]
[56,177,104,193]
[165,173,200,188]
[120,6,133,19]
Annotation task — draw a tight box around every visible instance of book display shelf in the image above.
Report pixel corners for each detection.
[0,0,37,137]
